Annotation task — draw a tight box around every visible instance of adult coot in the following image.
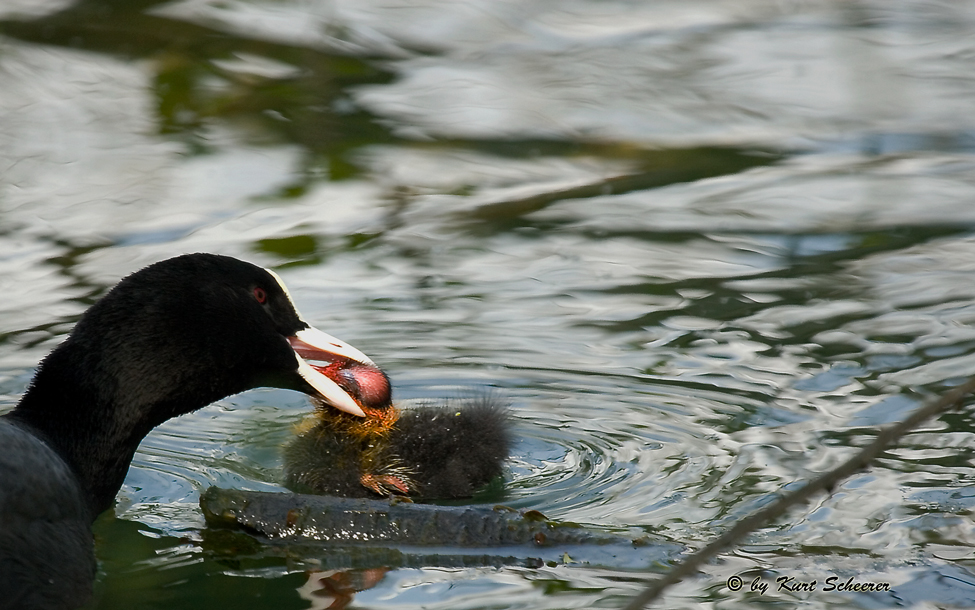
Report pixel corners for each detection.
[0,253,391,610]
[284,395,511,500]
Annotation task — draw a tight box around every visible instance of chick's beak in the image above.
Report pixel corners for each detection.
[288,327,390,418]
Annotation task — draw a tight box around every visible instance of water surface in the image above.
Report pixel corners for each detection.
[2,1,975,608]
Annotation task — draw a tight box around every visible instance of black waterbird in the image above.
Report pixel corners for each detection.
[0,253,392,610]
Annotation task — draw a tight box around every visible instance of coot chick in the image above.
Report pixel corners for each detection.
[0,253,391,610]
[284,395,511,500]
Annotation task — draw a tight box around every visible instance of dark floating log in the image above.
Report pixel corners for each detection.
[201,487,680,568]
[206,486,619,546]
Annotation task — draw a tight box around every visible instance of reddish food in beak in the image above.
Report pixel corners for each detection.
[287,329,391,417]
[313,361,392,416]
[264,267,389,418]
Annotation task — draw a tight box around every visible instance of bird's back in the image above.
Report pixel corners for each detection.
[0,420,95,610]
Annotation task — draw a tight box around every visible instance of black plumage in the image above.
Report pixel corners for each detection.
[1,253,388,610]
[284,395,511,500]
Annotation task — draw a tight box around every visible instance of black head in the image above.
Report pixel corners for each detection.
[73,254,304,419]
[60,253,389,425]
[10,253,392,513]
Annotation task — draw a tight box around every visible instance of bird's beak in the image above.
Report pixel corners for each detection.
[264,267,389,418]
[288,327,388,418]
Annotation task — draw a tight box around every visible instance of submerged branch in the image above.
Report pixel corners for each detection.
[622,378,975,610]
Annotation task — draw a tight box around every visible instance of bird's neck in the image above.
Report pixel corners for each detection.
[8,343,167,518]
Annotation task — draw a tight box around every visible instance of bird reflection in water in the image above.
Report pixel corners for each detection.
[297,568,391,610]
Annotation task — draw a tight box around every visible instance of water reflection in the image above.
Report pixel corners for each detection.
[297,569,389,610]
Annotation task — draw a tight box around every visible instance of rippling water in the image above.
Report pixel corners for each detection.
[2,1,975,608]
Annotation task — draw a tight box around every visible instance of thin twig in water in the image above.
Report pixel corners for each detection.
[622,377,975,610]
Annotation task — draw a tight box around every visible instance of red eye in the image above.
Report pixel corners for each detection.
[253,287,267,304]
